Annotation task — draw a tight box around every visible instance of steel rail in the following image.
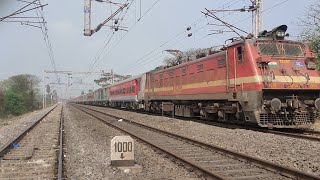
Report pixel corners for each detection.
[143,109,320,142]
[304,129,320,135]
[57,105,65,180]
[72,104,228,179]
[88,103,320,142]
[72,104,320,180]
[263,129,320,142]
[0,104,58,156]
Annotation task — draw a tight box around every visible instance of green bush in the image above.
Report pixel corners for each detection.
[3,90,26,116]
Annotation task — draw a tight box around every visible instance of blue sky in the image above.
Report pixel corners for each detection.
[0,0,315,98]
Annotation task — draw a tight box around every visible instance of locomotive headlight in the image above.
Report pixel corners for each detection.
[276,30,285,38]
[305,57,317,70]
[271,98,282,111]
[315,98,320,110]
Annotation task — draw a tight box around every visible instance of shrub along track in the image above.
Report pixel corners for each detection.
[0,104,64,180]
[72,104,320,180]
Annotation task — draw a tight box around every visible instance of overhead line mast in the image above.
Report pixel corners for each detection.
[84,0,128,36]
[207,0,262,37]
[252,0,262,37]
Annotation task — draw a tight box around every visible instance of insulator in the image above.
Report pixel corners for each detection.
[187,26,191,31]
[114,19,118,24]
[115,27,119,31]
[188,33,192,37]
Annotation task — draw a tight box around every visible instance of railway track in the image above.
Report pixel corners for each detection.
[188,118,320,142]
[90,104,320,142]
[72,104,320,180]
[0,105,64,180]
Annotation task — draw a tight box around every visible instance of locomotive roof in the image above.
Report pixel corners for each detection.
[102,73,144,88]
[149,50,227,74]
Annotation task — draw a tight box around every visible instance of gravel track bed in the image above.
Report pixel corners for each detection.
[0,106,56,150]
[85,105,320,176]
[65,104,202,180]
[0,105,62,179]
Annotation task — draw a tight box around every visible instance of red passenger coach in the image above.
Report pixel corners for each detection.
[86,92,94,102]
[109,77,140,108]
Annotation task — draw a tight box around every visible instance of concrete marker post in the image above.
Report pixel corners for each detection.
[111,136,135,167]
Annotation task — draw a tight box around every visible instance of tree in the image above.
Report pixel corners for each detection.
[300,1,320,71]
[94,72,132,86]
[3,90,25,116]
[0,74,42,117]
[0,90,4,116]
[163,48,213,66]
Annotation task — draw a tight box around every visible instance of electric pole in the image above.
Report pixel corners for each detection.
[252,0,262,37]
[84,0,92,36]
[204,0,262,37]
[83,0,128,36]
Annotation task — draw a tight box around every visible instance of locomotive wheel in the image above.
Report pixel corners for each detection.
[200,109,209,120]
[217,110,226,121]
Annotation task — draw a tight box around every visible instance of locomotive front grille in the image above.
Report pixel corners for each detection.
[259,112,315,127]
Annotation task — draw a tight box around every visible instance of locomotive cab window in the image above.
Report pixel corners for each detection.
[237,46,243,63]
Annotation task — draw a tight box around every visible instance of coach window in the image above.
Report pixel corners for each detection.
[132,86,135,92]
[197,64,203,70]
[237,46,243,63]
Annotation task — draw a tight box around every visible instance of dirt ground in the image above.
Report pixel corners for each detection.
[0,112,33,128]
[315,118,320,128]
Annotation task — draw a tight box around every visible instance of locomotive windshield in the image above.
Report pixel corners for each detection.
[257,41,305,57]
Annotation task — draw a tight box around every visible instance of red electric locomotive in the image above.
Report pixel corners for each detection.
[70,25,320,129]
[144,25,320,128]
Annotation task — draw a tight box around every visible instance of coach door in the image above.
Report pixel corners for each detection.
[227,44,244,93]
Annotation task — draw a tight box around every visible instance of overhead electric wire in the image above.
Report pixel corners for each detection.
[0,0,37,21]
[137,0,160,21]
[79,32,115,81]
[90,0,161,72]
[34,0,60,83]
[122,21,213,74]
[122,0,289,75]
[81,0,161,81]
[119,0,243,74]
[80,0,134,81]
[214,0,289,35]
[174,0,290,54]
[16,0,41,5]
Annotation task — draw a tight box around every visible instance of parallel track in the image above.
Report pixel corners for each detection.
[72,104,320,180]
[86,104,320,142]
[188,118,320,142]
[0,105,64,180]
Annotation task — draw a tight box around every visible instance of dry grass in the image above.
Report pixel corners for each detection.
[0,118,13,127]
[0,111,33,128]
[315,119,320,129]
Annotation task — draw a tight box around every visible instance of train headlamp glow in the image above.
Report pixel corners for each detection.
[275,30,285,38]
[315,98,320,110]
